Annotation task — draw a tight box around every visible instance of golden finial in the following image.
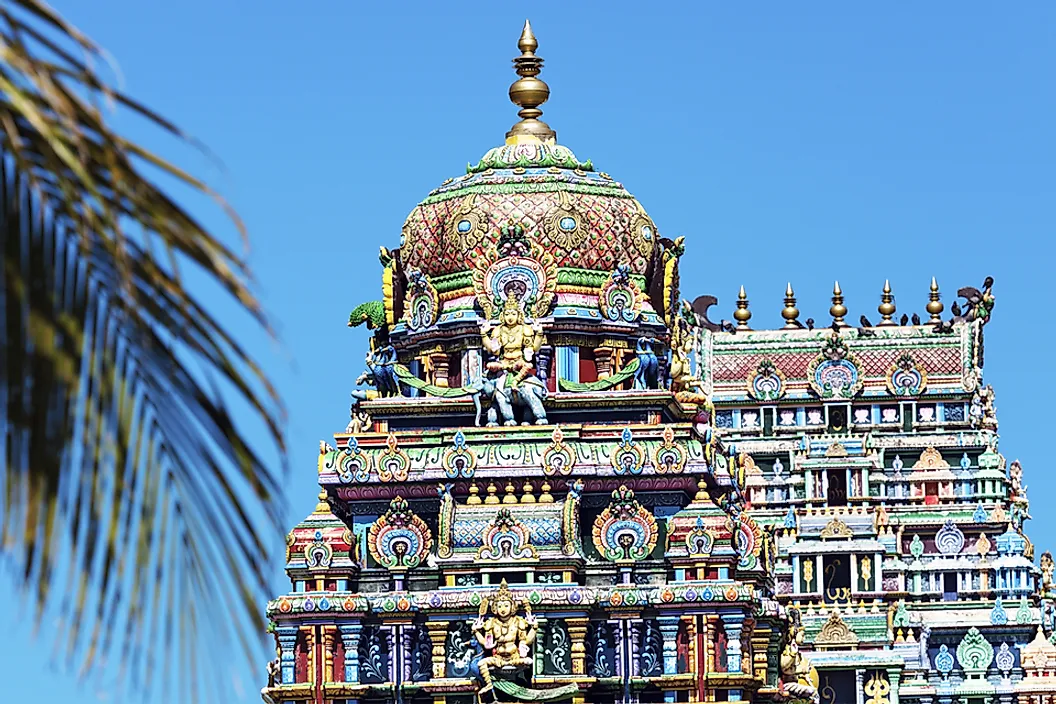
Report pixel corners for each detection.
[520,480,536,503]
[507,20,555,144]
[539,481,554,503]
[782,282,800,329]
[927,277,944,322]
[830,281,848,327]
[313,490,330,514]
[484,482,500,505]
[467,482,482,505]
[733,285,752,330]
[503,480,518,504]
[877,280,896,326]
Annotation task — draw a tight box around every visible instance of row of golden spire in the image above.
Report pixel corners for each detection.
[731,278,946,330]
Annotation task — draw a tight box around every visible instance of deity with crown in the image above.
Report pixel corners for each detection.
[472,580,538,697]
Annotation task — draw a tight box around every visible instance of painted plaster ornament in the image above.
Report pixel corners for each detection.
[473,580,537,694]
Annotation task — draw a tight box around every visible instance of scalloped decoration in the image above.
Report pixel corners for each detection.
[477,507,537,561]
[441,430,476,479]
[887,352,927,396]
[748,358,785,401]
[542,426,575,476]
[956,627,994,677]
[367,496,432,571]
[592,485,657,562]
[377,433,410,482]
[653,426,687,474]
[611,427,646,476]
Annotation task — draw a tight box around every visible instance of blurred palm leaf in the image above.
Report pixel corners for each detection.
[0,0,285,700]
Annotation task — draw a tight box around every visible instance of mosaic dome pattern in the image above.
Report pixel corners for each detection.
[400,143,659,279]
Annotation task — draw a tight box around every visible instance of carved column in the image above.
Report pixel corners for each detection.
[855,669,864,704]
[339,623,362,683]
[427,351,450,388]
[567,617,589,676]
[536,345,553,388]
[402,625,414,682]
[323,627,335,683]
[277,626,298,685]
[658,617,680,675]
[534,616,547,676]
[303,626,317,685]
[426,621,449,679]
[594,347,614,379]
[888,668,901,704]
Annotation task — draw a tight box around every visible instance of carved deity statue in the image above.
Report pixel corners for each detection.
[472,579,537,694]
[778,607,820,704]
[480,296,544,387]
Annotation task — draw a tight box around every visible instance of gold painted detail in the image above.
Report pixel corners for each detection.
[815,610,860,648]
[913,447,950,471]
[820,517,854,540]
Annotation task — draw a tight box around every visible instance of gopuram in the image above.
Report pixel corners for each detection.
[262,21,1056,704]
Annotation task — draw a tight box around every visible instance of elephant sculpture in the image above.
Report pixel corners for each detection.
[470,373,548,427]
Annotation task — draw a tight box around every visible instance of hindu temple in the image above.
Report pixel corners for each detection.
[261,21,1056,704]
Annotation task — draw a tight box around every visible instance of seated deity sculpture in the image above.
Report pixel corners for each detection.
[480,295,543,388]
[472,579,537,695]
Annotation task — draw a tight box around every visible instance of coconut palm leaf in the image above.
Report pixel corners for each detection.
[0,1,285,701]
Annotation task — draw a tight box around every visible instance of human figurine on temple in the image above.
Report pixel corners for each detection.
[778,607,820,704]
[480,295,543,388]
[265,649,281,688]
[472,579,537,696]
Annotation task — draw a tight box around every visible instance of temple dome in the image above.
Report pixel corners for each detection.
[399,142,659,281]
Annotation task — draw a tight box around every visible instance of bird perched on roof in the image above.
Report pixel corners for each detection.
[951,301,962,318]
[933,319,955,334]
[860,314,872,327]
[805,318,815,331]
[956,276,996,324]
[720,320,737,335]
[911,313,921,326]
[857,326,877,338]
[899,314,909,326]
[831,320,841,334]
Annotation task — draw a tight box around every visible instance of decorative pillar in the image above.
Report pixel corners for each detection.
[427,351,450,388]
[339,624,362,683]
[426,621,449,679]
[594,347,614,379]
[557,346,579,383]
[323,627,335,683]
[402,625,414,682]
[277,626,298,685]
[658,617,680,675]
[385,625,398,682]
[566,617,589,675]
[536,345,553,388]
[888,668,901,704]
[718,613,745,674]
[855,669,864,704]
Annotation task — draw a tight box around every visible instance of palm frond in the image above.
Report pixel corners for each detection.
[0,0,286,700]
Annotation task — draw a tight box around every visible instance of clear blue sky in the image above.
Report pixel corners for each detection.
[4,1,1054,702]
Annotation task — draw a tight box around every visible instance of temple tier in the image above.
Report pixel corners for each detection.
[263,22,1052,704]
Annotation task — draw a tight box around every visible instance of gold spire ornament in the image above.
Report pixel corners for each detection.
[507,20,556,144]
[782,283,801,329]
[927,277,944,322]
[734,285,752,330]
[877,280,896,326]
[830,281,848,327]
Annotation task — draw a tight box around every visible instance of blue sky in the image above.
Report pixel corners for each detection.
[3,1,1054,701]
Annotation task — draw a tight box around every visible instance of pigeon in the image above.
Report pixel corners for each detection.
[899,314,909,326]
[951,301,962,318]
[720,320,737,335]
[933,319,954,334]
[860,314,872,327]
[911,313,921,326]
[805,318,815,331]
[831,320,841,334]
[983,275,994,291]
[856,327,877,338]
